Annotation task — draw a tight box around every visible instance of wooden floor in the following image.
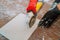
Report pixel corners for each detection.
[28,16,60,40]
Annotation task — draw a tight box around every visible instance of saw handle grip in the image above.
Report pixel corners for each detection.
[27,0,37,14]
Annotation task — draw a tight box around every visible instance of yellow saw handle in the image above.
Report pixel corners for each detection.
[36,2,43,12]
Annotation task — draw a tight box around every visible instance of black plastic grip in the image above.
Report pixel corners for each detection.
[38,6,59,28]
